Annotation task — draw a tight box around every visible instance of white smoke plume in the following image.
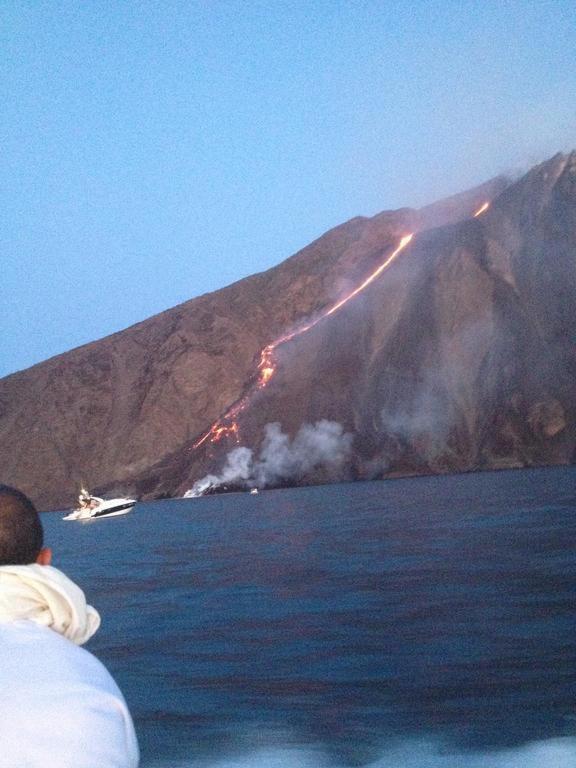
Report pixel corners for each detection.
[184,447,254,498]
[380,368,455,461]
[380,320,496,462]
[184,421,353,497]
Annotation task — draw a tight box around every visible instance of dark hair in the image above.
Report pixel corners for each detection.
[0,485,44,565]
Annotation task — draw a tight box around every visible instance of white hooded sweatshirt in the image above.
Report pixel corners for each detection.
[0,564,139,767]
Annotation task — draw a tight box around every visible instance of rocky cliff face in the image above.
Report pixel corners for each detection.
[1,154,574,509]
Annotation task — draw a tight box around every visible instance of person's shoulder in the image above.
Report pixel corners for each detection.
[0,621,139,767]
[0,620,121,696]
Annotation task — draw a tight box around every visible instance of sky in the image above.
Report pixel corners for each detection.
[1,1,575,377]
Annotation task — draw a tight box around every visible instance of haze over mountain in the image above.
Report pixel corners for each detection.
[1,152,575,509]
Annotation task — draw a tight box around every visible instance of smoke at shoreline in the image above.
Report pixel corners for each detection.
[184,420,353,497]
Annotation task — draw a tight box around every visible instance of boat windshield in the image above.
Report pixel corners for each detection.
[78,490,100,509]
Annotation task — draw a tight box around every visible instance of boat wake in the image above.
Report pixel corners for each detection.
[146,736,576,768]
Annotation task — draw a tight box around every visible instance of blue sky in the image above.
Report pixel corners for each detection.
[1,1,575,377]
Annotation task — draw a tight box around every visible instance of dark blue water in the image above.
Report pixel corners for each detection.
[43,466,576,767]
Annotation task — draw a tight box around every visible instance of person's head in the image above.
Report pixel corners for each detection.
[0,485,51,566]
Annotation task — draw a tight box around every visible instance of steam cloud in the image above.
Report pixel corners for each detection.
[380,366,456,461]
[380,320,495,462]
[184,420,353,497]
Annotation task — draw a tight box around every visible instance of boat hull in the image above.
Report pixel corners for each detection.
[63,499,136,522]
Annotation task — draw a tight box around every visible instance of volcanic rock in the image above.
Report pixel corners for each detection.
[1,154,575,509]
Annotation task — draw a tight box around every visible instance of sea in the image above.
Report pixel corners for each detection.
[43,465,576,768]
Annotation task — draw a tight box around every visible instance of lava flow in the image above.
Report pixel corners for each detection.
[192,233,414,450]
[473,201,490,217]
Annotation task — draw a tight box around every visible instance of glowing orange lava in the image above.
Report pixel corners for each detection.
[473,201,490,217]
[192,233,414,450]
[193,421,240,450]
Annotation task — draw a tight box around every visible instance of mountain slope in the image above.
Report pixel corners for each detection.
[133,153,576,499]
[3,156,573,509]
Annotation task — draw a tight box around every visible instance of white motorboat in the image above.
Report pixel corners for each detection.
[63,489,136,521]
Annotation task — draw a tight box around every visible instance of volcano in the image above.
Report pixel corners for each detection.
[1,152,575,509]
